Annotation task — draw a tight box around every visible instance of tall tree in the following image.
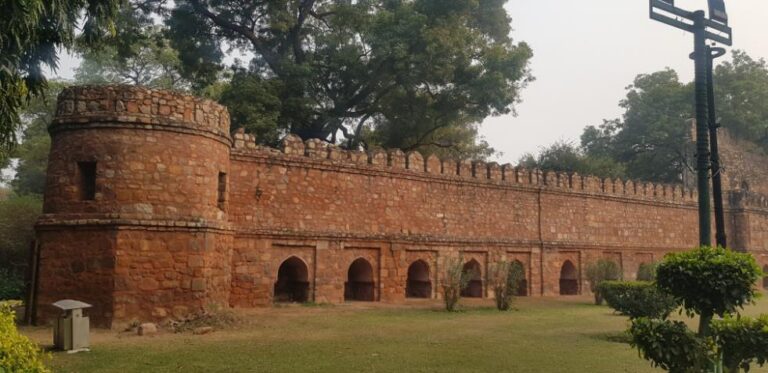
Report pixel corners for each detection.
[0,0,120,153]
[519,140,625,179]
[714,50,768,149]
[149,0,532,157]
[74,6,193,91]
[578,51,768,183]
[10,82,65,196]
[579,70,693,183]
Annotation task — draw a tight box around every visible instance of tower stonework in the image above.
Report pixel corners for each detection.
[34,86,768,328]
[36,86,233,327]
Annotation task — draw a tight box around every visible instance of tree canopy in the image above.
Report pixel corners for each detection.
[527,50,768,183]
[0,0,120,154]
[518,140,625,179]
[131,0,533,157]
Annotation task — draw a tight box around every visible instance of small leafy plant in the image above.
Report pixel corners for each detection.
[585,259,621,305]
[442,257,472,312]
[488,261,525,311]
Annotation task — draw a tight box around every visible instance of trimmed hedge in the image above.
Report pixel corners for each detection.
[600,281,678,319]
[712,315,768,372]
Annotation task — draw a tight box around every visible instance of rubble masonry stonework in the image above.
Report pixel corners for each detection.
[34,86,768,328]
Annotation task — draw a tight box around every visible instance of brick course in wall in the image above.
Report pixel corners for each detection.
[34,86,768,328]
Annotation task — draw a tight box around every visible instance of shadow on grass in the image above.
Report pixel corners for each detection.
[587,331,632,344]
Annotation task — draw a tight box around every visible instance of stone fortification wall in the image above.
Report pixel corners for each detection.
[226,132,708,306]
[34,86,768,328]
[230,131,701,246]
[719,130,768,196]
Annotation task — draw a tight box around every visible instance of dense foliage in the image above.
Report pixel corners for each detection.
[712,315,768,373]
[636,262,657,282]
[584,259,621,305]
[599,281,678,319]
[0,269,24,301]
[526,51,768,183]
[0,304,50,372]
[0,0,120,154]
[0,195,42,291]
[629,318,713,373]
[655,246,762,334]
[627,247,766,372]
[123,0,534,158]
[518,140,626,179]
[0,81,55,301]
[442,258,472,312]
[488,261,525,311]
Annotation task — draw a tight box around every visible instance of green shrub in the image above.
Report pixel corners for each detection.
[636,262,657,281]
[600,281,678,319]
[656,246,762,335]
[0,304,50,372]
[585,259,622,305]
[508,261,525,297]
[0,195,42,275]
[0,268,25,301]
[489,261,525,311]
[628,247,763,372]
[442,258,471,312]
[629,317,714,373]
[712,315,768,373]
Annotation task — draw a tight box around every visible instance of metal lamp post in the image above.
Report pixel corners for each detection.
[649,0,732,247]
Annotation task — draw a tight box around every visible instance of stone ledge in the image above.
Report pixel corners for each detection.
[231,228,692,252]
[35,216,233,232]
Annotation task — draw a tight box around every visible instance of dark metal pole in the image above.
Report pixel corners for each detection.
[692,11,712,246]
[706,45,728,248]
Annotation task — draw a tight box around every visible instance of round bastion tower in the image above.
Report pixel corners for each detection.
[34,86,234,328]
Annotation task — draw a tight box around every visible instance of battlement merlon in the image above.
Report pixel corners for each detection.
[233,131,700,205]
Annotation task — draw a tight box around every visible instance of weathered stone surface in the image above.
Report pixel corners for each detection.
[138,323,157,336]
[193,326,213,335]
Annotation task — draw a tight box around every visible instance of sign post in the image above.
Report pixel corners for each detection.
[649,0,732,247]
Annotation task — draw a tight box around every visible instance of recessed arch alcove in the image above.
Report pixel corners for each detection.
[461,259,483,298]
[559,260,579,295]
[406,260,431,298]
[345,258,375,301]
[513,260,528,296]
[274,256,310,303]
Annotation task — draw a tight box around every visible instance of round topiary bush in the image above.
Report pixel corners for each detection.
[656,246,762,335]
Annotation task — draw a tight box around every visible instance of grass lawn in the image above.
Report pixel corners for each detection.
[22,295,768,373]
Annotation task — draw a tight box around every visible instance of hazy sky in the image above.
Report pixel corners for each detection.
[51,1,768,163]
[481,0,768,163]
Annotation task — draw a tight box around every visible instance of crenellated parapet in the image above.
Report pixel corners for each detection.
[729,189,768,211]
[231,131,699,205]
[53,85,231,143]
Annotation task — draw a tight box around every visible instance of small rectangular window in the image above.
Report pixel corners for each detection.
[217,172,227,210]
[78,161,97,201]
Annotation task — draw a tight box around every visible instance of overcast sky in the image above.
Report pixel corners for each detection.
[50,1,768,164]
[481,0,768,163]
